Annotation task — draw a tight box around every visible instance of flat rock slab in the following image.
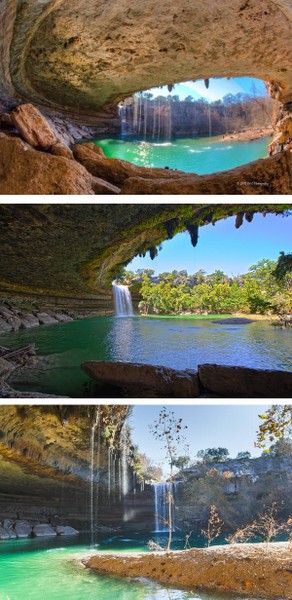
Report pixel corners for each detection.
[11,104,58,148]
[211,318,254,325]
[198,363,292,398]
[81,360,200,397]
[83,543,292,599]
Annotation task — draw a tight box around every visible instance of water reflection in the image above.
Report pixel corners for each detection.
[108,317,135,362]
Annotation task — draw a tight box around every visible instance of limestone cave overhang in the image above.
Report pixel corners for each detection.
[1,0,292,118]
[0,204,290,300]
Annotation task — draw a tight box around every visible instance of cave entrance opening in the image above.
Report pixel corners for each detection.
[93,77,279,174]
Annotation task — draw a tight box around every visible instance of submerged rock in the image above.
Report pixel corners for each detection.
[81,360,200,397]
[14,521,32,538]
[211,318,254,324]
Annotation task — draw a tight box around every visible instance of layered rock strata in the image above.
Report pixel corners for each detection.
[0,204,289,299]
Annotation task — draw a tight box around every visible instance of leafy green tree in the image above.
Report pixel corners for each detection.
[256,405,292,448]
[197,447,230,463]
[236,451,251,460]
[265,438,292,458]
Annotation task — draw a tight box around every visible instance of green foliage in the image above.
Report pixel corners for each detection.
[236,451,252,460]
[197,447,230,463]
[256,405,292,448]
[134,257,292,316]
[265,438,292,458]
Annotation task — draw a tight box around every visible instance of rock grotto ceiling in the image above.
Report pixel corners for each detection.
[0,204,290,306]
[0,1,292,194]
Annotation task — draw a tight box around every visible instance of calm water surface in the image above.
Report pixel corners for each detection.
[0,534,266,600]
[0,316,291,397]
[95,135,269,174]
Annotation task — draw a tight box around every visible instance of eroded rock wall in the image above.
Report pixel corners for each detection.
[0,405,132,529]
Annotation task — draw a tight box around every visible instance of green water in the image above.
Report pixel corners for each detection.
[0,534,266,600]
[95,135,269,174]
[0,316,291,397]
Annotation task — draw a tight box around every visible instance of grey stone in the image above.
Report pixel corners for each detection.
[19,313,40,328]
[0,526,10,539]
[36,312,59,325]
[32,524,56,537]
[0,318,12,332]
[14,522,32,538]
[54,313,74,322]
[56,525,79,535]
[0,357,15,380]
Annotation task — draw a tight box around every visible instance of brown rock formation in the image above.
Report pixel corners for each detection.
[84,543,292,599]
[198,363,292,398]
[121,153,292,195]
[81,360,200,397]
[1,1,292,115]
[81,360,292,398]
[10,103,57,147]
[0,136,119,194]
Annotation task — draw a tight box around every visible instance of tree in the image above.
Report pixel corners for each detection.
[197,447,229,463]
[266,438,292,458]
[236,451,251,460]
[150,408,188,551]
[256,405,292,448]
[201,505,224,547]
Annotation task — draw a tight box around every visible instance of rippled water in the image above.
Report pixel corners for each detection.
[0,316,291,397]
[0,534,265,600]
[94,136,269,174]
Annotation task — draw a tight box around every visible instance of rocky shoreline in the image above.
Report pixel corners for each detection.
[83,542,292,599]
[0,519,79,540]
[218,127,273,143]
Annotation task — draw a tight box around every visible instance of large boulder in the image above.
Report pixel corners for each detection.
[55,525,79,536]
[0,318,12,333]
[14,521,32,538]
[10,104,58,148]
[198,364,292,398]
[0,136,114,195]
[32,524,56,537]
[0,526,10,539]
[36,312,59,325]
[81,360,200,397]
[121,153,292,195]
[0,357,15,381]
[73,142,186,185]
[19,313,41,329]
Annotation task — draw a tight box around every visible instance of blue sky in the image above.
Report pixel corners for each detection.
[149,77,267,102]
[128,212,291,277]
[129,405,271,476]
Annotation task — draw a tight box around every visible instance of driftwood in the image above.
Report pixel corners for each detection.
[0,344,36,362]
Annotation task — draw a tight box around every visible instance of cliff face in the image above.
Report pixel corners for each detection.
[1,0,291,116]
[0,204,289,304]
[0,405,133,529]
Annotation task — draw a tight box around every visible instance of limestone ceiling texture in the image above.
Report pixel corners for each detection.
[1,0,292,118]
[0,204,290,297]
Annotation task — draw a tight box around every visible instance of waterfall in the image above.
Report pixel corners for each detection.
[120,425,129,496]
[90,410,100,541]
[152,482,170,532]
[143,96,148,140]
[208,104,212,137]
[119,104,127,136]
[133,94,139,130]
[108,447,112,498]
[113,284,133,317]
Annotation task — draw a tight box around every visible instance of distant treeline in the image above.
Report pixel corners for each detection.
[117,253,292,315]
[120,91,278,138]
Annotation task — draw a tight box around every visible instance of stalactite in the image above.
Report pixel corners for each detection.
[164,218,178,239]
[245,212,254,222]
[235,213,244,228]
[185,223,199,247]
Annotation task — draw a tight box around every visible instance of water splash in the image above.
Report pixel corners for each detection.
[113,284,133,317]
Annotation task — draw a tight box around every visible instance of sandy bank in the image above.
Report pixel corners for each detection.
[218,128,273,142]
[83,542,292,599]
